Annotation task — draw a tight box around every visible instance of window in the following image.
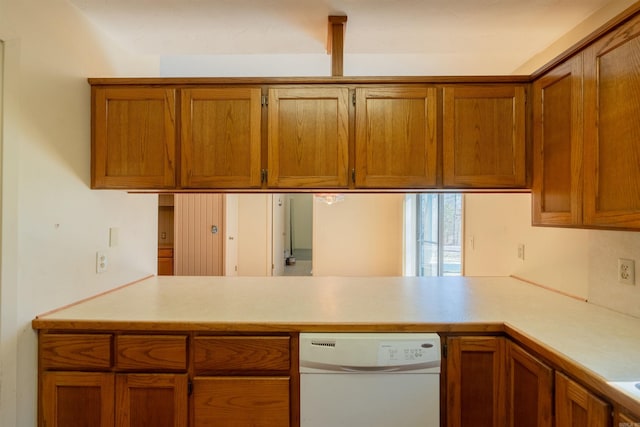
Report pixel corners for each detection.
[405,194,463,276]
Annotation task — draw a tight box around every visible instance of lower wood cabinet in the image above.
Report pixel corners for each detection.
[158,247,174,276]
[615,409,640,426]
[506,341,553,427]
[445,336,616,427]
[445,336,507,427]
[38,332,294,426]
[555,372,610,427]
[193,377,290,427]
[42,371,187,427]
[115,373,188,427]
[42,371,115,427]
[192,335,292,426]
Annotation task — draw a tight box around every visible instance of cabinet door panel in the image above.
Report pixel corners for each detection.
[507,342,553,427]
[446,336,506,427]
[115,374,187,427]
[443,85,526,188]
[584,14,640,228]
[181,88,262,188]
[42,372,114,427]
[532,55,583,226]
[92,87,176,189]
[355,86,438,188]
[555,372,610,427]
[193,376,290,427]
[268,87,349,188]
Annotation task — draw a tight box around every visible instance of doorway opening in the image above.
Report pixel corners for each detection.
[282,194,313,276]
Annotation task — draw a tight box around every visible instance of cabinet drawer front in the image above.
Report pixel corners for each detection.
[116,335,187,371]
[193,377,290,427]
[41,334,112,369]
[194,336,290,373]
[158,248,174,258]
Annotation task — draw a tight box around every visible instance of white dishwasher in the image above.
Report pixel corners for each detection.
[299,333,440,427]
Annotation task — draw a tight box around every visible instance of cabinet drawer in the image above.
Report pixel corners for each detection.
[41,334,112,370]
[193,377,290,427]
[116,335,187,371]
[158,247,173,258]
[194,336,290,373]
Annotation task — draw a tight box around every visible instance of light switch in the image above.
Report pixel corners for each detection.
[109,227,119,247]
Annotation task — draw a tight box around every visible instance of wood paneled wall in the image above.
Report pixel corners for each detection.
[174,194,224,276]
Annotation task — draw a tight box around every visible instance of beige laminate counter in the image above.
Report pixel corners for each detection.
[33,275,640,414]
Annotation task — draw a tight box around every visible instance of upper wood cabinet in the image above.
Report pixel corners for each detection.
[532,55,584,226]
[267,87,350,188]
[355,86,438,188]
[442,85,527,188]
[92,86,177,189]
[181,88,262,188]
[583,13,640,228]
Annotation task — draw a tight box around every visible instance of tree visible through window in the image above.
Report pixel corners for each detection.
[406,194,462,276]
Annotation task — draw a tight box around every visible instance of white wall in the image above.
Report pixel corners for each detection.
[0,0,159,424]
[464,193,640,319]
[588,231,640,318]
[313,194,404,276]
[464,194,590,299]
[514,0,639,73]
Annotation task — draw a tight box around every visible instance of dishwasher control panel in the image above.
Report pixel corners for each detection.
[300,333,441,373]
[377,340,434,365]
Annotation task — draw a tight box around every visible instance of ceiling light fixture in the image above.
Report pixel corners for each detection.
[314,193,345,205]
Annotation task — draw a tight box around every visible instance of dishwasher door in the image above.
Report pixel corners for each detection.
[299,333,440,427]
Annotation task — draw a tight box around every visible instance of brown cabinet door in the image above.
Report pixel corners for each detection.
[355,86,438,188]
[115,373,187,427]
[583,14,640,228]
[506,342,553,427]
[532,55,584,226]
[181,88,262,188]
[157,252,174,276]
[193,376,290,427]
[42,371,115,427]
[446,336,507,427]
[555,372,610,427]
[443,85,526,188]
[267,87,349,188]
[92,87,176,189]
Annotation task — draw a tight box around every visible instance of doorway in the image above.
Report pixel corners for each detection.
[283,194,313,276]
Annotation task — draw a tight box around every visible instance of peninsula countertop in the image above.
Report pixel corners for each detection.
[33,275,640,413]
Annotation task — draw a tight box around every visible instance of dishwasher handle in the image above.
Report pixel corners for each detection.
[300,360,440,373]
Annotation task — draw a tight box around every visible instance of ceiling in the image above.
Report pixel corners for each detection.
[68,0,618,72]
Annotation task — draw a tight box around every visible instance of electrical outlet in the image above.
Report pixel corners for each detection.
[618,258,635,285]
[96,251,108,273]
[517,244,525,260]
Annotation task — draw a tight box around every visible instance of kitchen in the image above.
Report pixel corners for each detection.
[3,0,640,426]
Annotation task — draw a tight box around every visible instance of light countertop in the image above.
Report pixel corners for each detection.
[33,275,640,412]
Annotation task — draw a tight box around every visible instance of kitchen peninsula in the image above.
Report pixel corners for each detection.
[34,275,640,426]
